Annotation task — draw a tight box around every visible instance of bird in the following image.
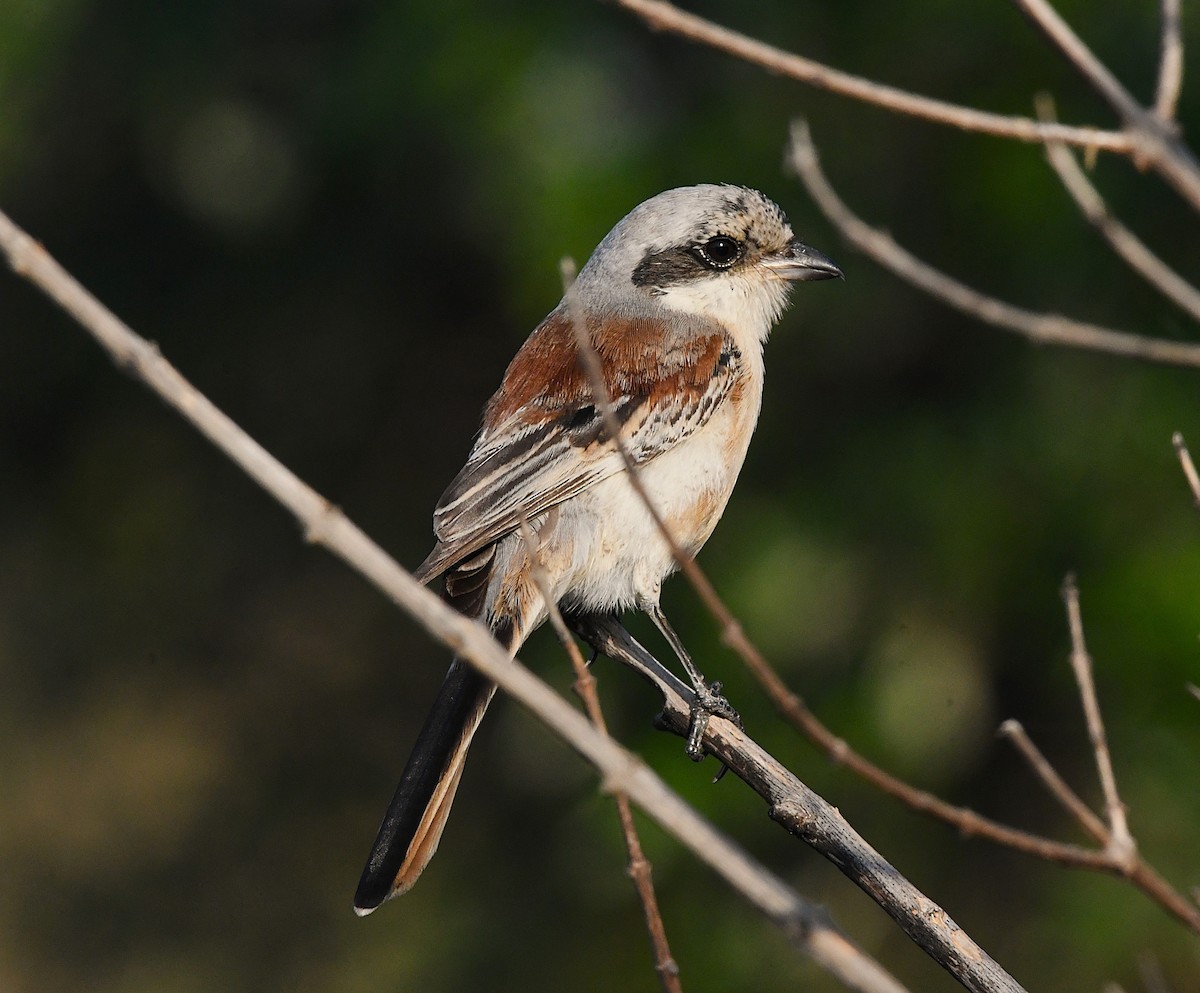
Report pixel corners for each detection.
[353,184,842,915]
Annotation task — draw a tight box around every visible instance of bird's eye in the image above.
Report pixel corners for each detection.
[696,235,741,269]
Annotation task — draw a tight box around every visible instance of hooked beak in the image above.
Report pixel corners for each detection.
[761,239,844,282]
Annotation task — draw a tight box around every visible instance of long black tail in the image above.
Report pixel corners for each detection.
[353,659,495,914]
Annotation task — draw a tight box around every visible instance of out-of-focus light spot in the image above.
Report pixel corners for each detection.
[866,613,994,784]
[171,99,302,235]
[730,526,865,666]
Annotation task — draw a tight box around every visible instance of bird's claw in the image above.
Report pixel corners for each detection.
[684,680,741,765]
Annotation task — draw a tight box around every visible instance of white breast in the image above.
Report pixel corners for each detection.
[551,347,765,614]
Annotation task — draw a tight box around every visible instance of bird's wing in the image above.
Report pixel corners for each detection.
[413,308,740,584]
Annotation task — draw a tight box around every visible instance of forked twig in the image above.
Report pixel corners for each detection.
[1036,95,1200,325]
[787,119,1200,369]
[617,0,1200,210]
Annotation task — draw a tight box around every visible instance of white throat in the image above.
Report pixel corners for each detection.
[655,271,792,347]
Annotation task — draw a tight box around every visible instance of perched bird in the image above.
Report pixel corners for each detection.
[354,184,842,915]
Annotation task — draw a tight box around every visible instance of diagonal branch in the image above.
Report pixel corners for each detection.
[787,118,1200,369]
[0,206,911,993]
[611,0,1131,152]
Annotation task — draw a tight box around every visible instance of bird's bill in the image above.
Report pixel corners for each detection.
[760,240,844,281]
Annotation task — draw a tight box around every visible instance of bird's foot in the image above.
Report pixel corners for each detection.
[684,680,741,764]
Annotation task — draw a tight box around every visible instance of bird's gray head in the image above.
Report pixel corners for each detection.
[573,184,841,340]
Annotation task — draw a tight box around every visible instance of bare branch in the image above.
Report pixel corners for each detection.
[1061,576,1137,866]
[0,206,913,993]
[787,119,1200,369]
[1155,0,1184,121]
[997,719,1109,844]
[612,0,1131,152]
[1171,432,1200,508]
[705,615,1121,867]
[1036,95,1200,324]
[1011,0,1200,209]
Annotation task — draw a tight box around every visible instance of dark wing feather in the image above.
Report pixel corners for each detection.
[415,308,739,583]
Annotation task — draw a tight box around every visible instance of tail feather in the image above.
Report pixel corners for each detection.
[353,660,496,914]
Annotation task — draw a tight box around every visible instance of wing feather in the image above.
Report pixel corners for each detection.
[415,308,739,583]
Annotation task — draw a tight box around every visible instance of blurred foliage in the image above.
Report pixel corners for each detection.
[2,1,1200,990]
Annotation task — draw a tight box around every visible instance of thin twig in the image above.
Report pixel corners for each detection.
[612,0,1131,152]
[0,207,911,993]
[1036,95,1200,324]
[1061,575,1137,867]
[1155,0,1185,122]
[997,719,1109,844]
[1171,432,1200,507]
[1011,0,1200,210]
[517,518,683,993]
[787,118,1200,369]
[560,258,763,669]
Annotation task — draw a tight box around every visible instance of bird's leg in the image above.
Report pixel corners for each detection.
[644,603,740,761]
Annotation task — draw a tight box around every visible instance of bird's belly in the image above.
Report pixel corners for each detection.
[550,391,758,614]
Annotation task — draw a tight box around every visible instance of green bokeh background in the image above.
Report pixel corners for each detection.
[3,2,1199,990]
